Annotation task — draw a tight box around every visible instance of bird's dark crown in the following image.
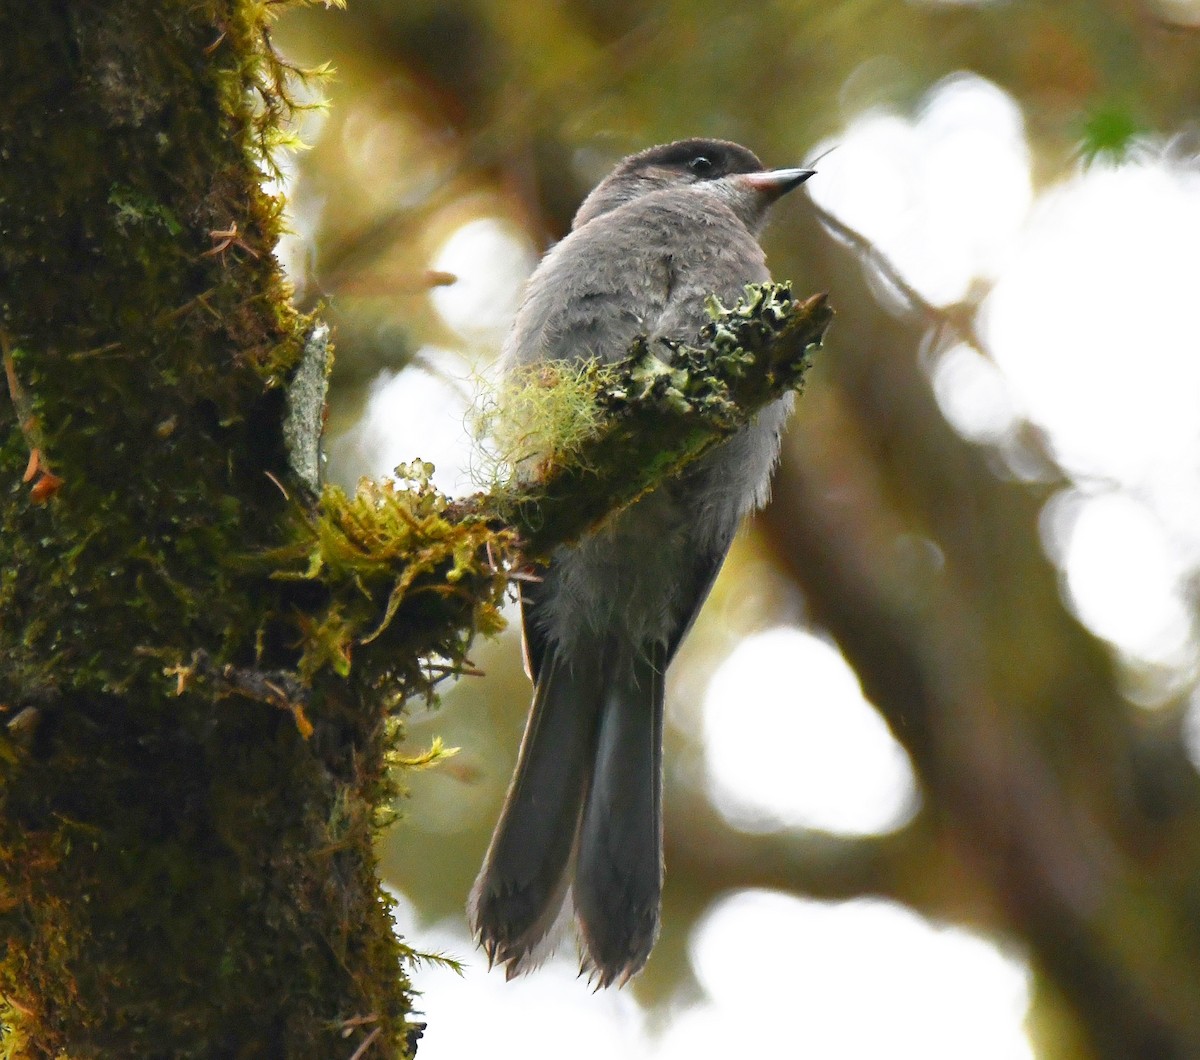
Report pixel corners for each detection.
[571,138,769,230]
[621,138,765,181]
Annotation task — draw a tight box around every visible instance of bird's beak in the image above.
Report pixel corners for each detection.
[738,167,816,200]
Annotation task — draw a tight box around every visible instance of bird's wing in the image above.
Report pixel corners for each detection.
[518,574,550,684]
[664,532,734,664]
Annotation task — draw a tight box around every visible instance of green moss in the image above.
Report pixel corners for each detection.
[274,461,515,697]
[472,284,827,533]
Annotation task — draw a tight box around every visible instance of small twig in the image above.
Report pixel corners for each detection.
[22,449,40,483]
[808,198,987,352]
[160,649,314,738]
[424,662,486,679]
[2,330,35,438]
[264,469,290,501]
[346,1027,382,1060]
[155,287,223,326]
[339,1013,379,1038]
[66,341,124,362]
[202,221,260,262]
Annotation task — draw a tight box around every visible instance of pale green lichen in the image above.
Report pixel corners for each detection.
[471,359,621,489]
[605,282,822,422]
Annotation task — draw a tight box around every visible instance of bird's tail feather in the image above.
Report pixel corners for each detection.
[575,642,665,987]
[468,646,601,975]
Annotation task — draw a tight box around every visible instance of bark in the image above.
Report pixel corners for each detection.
[1,3,425,1054]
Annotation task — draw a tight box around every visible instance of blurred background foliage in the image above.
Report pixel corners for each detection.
[275,1,1200,1057]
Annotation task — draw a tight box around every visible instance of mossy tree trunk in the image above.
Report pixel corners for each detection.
[0,3,421,1055]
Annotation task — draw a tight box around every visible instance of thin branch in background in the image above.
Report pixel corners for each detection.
[808,197,989,353]
[807,195,1064,471]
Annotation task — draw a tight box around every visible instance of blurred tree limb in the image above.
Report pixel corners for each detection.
[755,202,1200,1059]
[647,190,1200,1060]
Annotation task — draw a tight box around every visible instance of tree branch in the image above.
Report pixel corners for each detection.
[469,284,830,556]
[281,284,830,699]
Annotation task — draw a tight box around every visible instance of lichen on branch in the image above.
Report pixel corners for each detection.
[482,281,832,557]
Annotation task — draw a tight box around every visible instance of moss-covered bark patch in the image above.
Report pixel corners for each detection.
[0,3,431,1055]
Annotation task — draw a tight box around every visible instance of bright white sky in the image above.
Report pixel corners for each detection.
[396,887,1033,1060]
[310,64,1200,1060]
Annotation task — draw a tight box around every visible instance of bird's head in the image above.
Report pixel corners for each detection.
[572,138,813,232]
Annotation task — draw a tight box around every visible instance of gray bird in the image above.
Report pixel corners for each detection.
[469,138,813,986]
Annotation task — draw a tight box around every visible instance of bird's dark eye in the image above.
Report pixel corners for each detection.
[688,155,715,175]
